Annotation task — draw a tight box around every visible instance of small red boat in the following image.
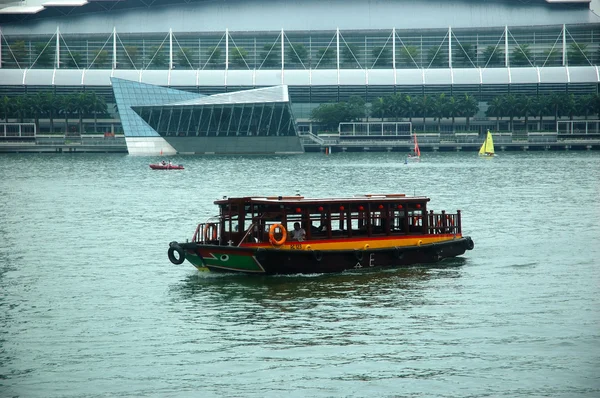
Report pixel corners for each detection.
[150,162,184,170]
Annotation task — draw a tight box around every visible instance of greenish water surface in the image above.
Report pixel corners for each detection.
[1,151,599,397]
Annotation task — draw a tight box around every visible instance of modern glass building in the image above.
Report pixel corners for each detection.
[1,0,600,153]
[114,79,302,154]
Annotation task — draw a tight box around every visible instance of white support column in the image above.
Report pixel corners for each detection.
[169,28,173,70]
[505,25,509,67]
[281,28,284,84]
[112,27,117,70]
[448,26,452,68]
[225,28,229,71]
[56,27,60,69]
[336,27,340,84]
[562,24,567,66]
[392,28,396,84]
[392,28,396,70]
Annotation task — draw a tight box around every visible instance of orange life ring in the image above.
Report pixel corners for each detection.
[269,224,287,246]
[436,216,454,233]
[204,223,218,241]
[436,216,454,227]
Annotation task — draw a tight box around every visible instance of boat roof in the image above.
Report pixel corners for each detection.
[214,194,430,206]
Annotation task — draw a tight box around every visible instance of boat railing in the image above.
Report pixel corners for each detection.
[192,219,221,243]
[428,210,461,235]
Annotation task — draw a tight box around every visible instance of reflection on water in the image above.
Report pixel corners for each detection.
[171,260,465,307]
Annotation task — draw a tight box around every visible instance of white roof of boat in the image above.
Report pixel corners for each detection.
[217,194,430,204]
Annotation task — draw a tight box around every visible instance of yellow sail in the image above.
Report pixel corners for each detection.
[479,130,495,156]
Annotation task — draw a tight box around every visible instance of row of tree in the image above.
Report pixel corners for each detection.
[1,92,108,133]
[310,93,600,132]
[4,40,594,69]
[4,90,600,134]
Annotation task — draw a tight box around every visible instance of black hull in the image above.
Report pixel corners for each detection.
[173,237,474,275]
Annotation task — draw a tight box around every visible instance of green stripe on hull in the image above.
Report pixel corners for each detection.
[194,251,263,272]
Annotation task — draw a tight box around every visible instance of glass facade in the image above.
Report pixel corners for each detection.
[111,77,202,137]
[133,102,297,138]
[113,78,298,140]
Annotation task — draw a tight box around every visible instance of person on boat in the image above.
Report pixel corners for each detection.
[291,222,306,241]
[161,160,166,165]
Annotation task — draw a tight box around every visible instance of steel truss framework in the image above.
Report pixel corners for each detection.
[1,24,598,71]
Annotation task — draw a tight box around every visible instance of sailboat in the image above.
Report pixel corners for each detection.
[478,130,495,157]
[407,133,421,162]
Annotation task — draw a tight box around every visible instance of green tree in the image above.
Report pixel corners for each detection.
[453,43,476,67]
[14,95,30,123]
[371,46,391,68]
[10,40,27,67]
[501,94,520,131]
[415,95,434,130]
[206,46,222,67]
[541,47,561,67]
[58,95,75,133]
[431,94,447,132]
[176,47,193,69]
[341,43,360,68]
[398,45,419,68]
[446,96,461,132]
[230,47,248,68]
[387,93,405,121]
[124,45,139,68]
[511,44,532,67]
[561,94,577,121]
[87,92,107,133]
[459,93,479,131]
[370,97,388,121]
[516,95,534,132]
[149,46,167,68]
[403,95,417,123]
[486,96,505,131]
[261,43,281,67]
[427,45,447,68]
[34,42,54,68]
[568,42,590,66]
[310,97,366,130]
[286,43,308,67]
[577,94,597,120]
[92,49,109,69]
[482,45,503,67]
[38,92,59,133]
[531,96,550,130]
[0,96,13,121]
[315,47,335,68]
[66,51,83,68]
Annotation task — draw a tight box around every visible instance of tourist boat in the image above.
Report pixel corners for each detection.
[407,133,421,162]
[167,194,474,274]
[149,162,184,170]
[478,130,495,157]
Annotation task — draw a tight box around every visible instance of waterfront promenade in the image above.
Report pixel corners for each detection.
[0,134,128,154]
[1,132,600,154]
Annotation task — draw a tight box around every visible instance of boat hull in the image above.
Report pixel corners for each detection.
[149,164,184,170]
[169,237,474,275]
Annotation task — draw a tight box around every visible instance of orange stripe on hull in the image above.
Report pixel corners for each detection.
[239,234,462,251]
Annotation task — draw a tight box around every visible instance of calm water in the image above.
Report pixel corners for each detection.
[1,151,599,397]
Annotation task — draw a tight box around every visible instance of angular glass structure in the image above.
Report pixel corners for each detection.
[112,78,302,155]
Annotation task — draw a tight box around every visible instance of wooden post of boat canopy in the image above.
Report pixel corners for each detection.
[429,210,434,234]
[457,210,462,234]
